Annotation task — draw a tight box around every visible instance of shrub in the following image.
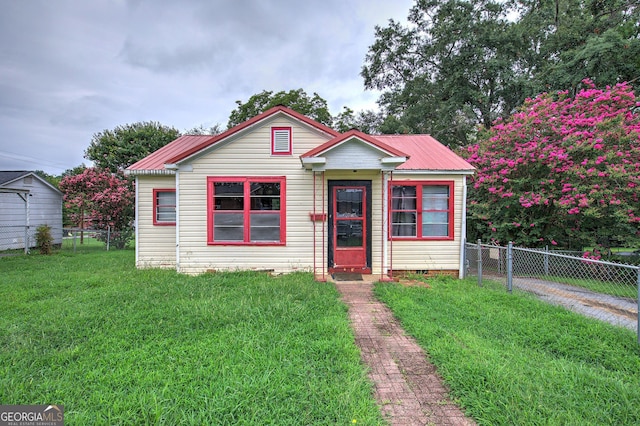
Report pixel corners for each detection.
[35,225,53,255]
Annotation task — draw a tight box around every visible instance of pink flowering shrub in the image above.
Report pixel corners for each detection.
[59,168,134,249]
[464,81,640,251]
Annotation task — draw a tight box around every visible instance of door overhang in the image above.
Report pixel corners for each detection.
[300,130,408,172]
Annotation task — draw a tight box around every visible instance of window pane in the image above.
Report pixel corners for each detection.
[392,212,416,237]
[337,220,363,247]
[392,223,416,237]
[337,189,363,217]
[157,207,175,222]
[422,186,449,210]
[213,213,244,241]
[391,186,417,210]
[250,182,281,211]
[250,213,280,241]
[157,191,175,205]
[214,182,244,210]
[423,224,449,237]
[250,182,280,196]
[422,211,449,237]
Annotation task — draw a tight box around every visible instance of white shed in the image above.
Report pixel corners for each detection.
[0,171,63,251]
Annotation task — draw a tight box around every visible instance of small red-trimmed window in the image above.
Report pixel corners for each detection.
[153,189,176,225]
[390,181,454,240]
[207,177,286,245]
[271,127,292,155]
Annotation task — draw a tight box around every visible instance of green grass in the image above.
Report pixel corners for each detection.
[0,248,384,425]
[375,276,640,426]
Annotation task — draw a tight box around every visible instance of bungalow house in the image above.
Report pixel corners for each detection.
[0,171,63,251]
[126,106,474,280]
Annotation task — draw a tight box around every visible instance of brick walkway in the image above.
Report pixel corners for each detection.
[334,281,476,426]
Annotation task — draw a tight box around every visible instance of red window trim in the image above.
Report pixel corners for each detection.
[153,188,176,226]
[271,127,292,155]
[207,176,286,245]
[389,180,454,241]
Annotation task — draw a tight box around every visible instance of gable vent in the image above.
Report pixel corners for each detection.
[272,128,291,155]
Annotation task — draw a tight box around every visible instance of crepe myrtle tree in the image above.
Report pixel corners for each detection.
[59,168,134,249]
[464,80,640,253]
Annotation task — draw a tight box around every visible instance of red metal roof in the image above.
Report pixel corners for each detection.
[127,135,214,171]
[374,135,474,171]
[127,106,339,172]
[126,106,473,174]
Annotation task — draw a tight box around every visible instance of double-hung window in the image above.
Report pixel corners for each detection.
[207,177,286,245]
[390,181,453,240]
[153,189,176,225]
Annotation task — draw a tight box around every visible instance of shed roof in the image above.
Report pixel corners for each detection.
[0,171,31,186]
[0,171,63,194]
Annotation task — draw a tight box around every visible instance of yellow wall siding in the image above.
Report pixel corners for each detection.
[136,176,176,268]
[176,118,334,274]
[387,174,465,271]
[138,116,467,276]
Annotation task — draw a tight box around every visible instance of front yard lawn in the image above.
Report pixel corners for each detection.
[0,248,384,425]
[375,276,640,425]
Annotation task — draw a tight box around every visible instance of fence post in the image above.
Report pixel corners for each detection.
[544,245,549,276]
[73,229,77,253]
[477,239,483,287]
[106,226,111,251]
[507,241,513,293]
[637,268,640,345]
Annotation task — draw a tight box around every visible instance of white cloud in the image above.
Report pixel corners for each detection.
[0,0,413,174]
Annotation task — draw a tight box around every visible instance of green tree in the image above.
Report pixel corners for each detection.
[362,0,640,147]
[515,0,640,94]
[184,123,224,135]
[227,89,333,128]
[333,107,384,134]
[362,0,525,147]
[85,122,180,171]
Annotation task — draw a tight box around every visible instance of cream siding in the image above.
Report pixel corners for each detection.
[135,115,468,276]
[136,176,176,268]
[176,117,335,274]
[387,173,466,272]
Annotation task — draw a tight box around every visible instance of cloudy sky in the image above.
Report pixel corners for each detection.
[0,0,414,175]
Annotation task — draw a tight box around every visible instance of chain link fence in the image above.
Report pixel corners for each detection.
[465,240,640,343]
[61,228,117,252]
[0,226,120,255]
[0,225,65,254]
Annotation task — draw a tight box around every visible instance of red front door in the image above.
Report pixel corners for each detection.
[332,186,368,272]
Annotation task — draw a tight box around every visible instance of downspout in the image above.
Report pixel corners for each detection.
[381,172,387,280]
[175,170,180,272]
[322,171,326,281]
[25,193,30,254]
[389,171,393,279]
[134,176,139,265]
[313,171,317,279]
[459,176,468,279]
